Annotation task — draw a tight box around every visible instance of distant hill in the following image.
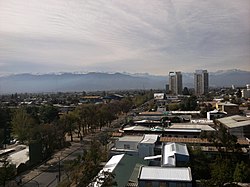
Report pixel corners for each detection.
[0,69,249,93]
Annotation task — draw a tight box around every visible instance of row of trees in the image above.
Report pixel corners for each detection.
[0,94,142,152]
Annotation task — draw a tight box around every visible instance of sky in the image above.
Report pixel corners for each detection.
[0,0,249,75]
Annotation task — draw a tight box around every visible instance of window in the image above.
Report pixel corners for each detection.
[124,144,130,149]
[160,182,167,187]
[176,183,187,187]
[145,181,152,187]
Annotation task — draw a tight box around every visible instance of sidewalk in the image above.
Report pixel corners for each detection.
[20,141,82,184]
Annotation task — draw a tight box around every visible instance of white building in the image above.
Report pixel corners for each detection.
[207,109,227,120]
[138,166,192,187]
[162,142,189,167]
[112,134,160,158]
[241,84,250,99]
[138,134,159,158]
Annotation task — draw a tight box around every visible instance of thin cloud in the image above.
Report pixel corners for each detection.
[0,0,249,75]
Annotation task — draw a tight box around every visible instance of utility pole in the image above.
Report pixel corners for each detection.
[58,156,61,182]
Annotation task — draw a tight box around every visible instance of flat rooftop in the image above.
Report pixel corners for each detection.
[139,166,192,181]
[118,135,144,142]
[217,115,250,128]
[170,123,215,131]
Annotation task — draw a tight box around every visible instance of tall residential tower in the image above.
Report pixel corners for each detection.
[194,70,209,96]
[169,72,182,95]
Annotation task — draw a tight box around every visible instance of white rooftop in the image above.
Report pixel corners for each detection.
[8,146,29,168]
[162,143,189,167]
[140,134,159,144]
[91,154,125,187]
[139,166,192,181]
[123,125,150,131]
[118,135,144,142]
[170,124,215,131]
[103,154,124,173]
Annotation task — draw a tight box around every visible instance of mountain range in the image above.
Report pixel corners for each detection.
[0,69,249,94]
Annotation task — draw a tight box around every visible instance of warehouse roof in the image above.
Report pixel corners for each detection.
[118,135,144,142]
[170,124,215,131]
[217,115,250,128]
[139,166,192,181]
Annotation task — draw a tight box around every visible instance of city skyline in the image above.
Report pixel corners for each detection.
[0,0,250,75]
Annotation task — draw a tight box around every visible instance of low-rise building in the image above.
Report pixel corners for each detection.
[216,115,250,138]
[241,84,250,99]
[111,135,160,158]
[162,142,189,167]
[207,109,227,120]
[216,102,239,115]
[112,136,143,156]
[138,134,159,158]
[138,166,192,187]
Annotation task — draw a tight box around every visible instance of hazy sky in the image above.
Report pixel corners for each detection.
[0,0,249,75]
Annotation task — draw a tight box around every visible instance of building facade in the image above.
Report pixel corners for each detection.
[194,70,209,96]
[169,72,183,95]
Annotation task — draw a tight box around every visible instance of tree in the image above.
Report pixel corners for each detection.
[201,124,239,152]
[210,158,233,186]
[168,103,180,111]
[97,171,117,187]
[0,158,16,187]
[182,87,190,95]
[233,161,249,182]
[59,112,77,142]
[39,105,59,124]
[189,148,211,180]
[180,95,197,111]
[11,108,36,143]
[0,108,11,146]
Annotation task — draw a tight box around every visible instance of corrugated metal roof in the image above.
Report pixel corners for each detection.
[162,143,189,166]
[118,136,144,142]
[140,134,159,144]
[170,124,215,131]
[103,154,124,173]
[160,137,249,145]
[123,126,150,131]
[217,115,250,128]
[164,128,201,133]
[93,154,148,187]
[139,166,192,181]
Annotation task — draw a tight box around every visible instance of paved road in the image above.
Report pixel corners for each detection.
[20,142,84,187]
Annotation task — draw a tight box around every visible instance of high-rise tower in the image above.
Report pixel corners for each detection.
[169,72,182,95]
[194,70,209,96]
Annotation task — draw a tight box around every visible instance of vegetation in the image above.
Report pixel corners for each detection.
[190,125,250,186]
[0,158,16,187]
[0,91,152,185]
